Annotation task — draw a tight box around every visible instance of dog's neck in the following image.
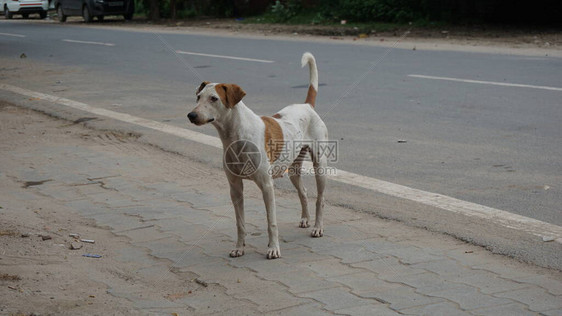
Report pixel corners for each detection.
[213,101,261,143]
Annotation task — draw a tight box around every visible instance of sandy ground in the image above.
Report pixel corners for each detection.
[0,103,198,316]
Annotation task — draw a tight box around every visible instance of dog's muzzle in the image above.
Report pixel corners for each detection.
[187,112,215,125]
[187,112,198,123]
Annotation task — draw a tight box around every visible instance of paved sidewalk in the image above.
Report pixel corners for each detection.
[2,105,562,315]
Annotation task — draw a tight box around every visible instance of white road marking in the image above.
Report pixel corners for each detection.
[62,39,115,47]
[0,32,26,38]
[409,74,562,92]
[1,83,561,244]
[176,50,274,63]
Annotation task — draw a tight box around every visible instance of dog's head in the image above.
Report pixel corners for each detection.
[187,81,246,126]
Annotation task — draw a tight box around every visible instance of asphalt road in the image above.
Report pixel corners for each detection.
[1,20,561,231]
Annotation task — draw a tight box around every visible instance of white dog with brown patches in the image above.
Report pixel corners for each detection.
[187,52,327,259]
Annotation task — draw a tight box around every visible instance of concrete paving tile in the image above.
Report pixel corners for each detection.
[323,224,372,241]
[302,258,365,278]
[348,237,405,253]
[152,220,214,243]
[391,272,466,294]
[261,268,341,294]
[233,286,310,313]
[541,308,562,316]
[300,287,377,311]
[175,289,259,315]
[64,199,108,216]
[352,257,426,283]
[291,233,339,250]
[114,247,159,266]
[427,284,515,310]
[340,219,389,237]
[470,302,536,316]
[135,264,195,284]
[335,304,401,315]
[380,246,442,265]
[268,303,332,315]
[278,246,330,263]
[411,259,473,277]
[35,184,84,201]
[233,256,300,276]
[119,226,172,243]
[170,249,225,269]
[137,237,191,257]
[513,275,562,295]
[314,242,385,264]
[401,302,470,316]
[355,286,444,310]
[89,211,144,231]
[493,287,562,312]
[132,299,185,310]
[328,272,397,292]
[452,271,529,294]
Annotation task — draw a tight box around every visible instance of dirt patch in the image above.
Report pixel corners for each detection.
[0,103,199,315]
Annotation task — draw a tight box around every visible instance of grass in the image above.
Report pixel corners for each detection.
[241,12,449,34]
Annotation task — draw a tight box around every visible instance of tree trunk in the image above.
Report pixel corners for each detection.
[149,0,160,21]
[170,0,176,21]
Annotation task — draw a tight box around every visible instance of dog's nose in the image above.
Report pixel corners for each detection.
[187,112,198,122]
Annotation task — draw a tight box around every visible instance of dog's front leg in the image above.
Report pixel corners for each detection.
[256,176,280,259]
[228,176,245,257]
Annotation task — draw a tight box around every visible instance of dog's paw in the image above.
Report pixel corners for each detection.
[266,246,281,259]
[299,218,310,228]
[229,249,245,258]
[311,227,324,238]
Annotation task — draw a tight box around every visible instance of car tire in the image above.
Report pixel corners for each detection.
[57,5,66,22]
[123,12,133,20]
[97,15,104,21]
[5,6,13,19]
[22,13,29,19]
[39,11,47,19]
[82,5,92,23]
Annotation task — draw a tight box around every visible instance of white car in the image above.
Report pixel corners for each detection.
[2,0,49,19]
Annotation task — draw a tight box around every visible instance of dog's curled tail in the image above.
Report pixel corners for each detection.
[301,52,318,108]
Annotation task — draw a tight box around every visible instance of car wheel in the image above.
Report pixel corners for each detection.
[22,13,29,19]
[39,11,47,19]
[57,5,66,22]
[5,6,13,19]
[82,5,92,22]
[97,15,104,21]
[123,12,133,20]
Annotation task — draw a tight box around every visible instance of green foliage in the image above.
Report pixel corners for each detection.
[317,0,418,23]
[270,0,302,23]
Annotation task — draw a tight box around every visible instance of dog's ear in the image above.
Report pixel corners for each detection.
[196,81,211,94]
[215,84,246,108]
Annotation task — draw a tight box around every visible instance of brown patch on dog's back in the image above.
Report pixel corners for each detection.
[261,116,284,163]
[272,113,282,119]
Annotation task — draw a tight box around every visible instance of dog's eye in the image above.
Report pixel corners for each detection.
[210,96,218,102]
[196,95,201,102]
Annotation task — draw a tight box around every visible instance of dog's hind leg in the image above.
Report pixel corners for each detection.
[228,175,246,257]
[290,147,310,228]
[310,148,326,238]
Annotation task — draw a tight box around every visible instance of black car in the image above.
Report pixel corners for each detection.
[54,0,133,22]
